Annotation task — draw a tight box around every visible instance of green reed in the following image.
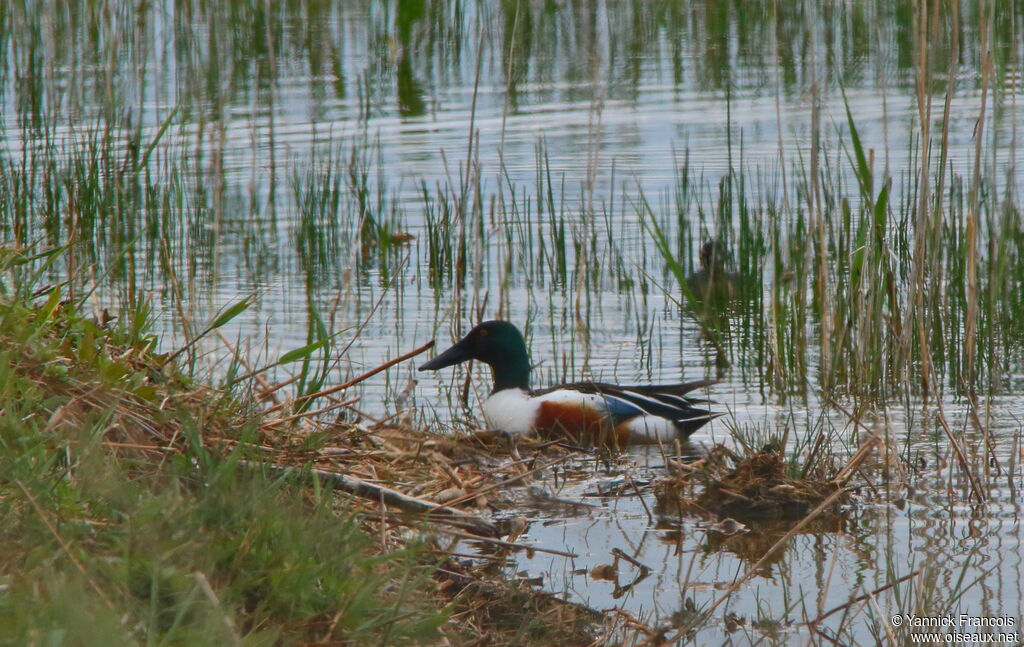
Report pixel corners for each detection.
[643,97,1021,404]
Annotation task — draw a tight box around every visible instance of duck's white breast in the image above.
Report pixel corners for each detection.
[483,388,538,435]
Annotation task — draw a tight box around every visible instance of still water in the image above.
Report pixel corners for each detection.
[2,1,1022,643]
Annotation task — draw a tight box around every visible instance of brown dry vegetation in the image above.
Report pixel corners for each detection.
[654,445,852,522]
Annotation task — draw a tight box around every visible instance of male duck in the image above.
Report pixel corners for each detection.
[419,321,718,446]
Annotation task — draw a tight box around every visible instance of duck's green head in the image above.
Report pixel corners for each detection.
[419,320,531,391]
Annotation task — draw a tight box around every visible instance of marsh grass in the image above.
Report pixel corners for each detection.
[7,1,1020,408]
[643,96,1023,404]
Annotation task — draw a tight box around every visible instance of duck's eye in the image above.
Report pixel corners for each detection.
[478,328,489,337]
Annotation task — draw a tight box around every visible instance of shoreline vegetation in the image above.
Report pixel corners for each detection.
[0,261,651,645]
[1,247,979,645]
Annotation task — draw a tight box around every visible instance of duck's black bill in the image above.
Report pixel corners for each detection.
[418,337,473,371]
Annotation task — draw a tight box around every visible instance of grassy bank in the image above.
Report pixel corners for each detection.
[0,251,618,646]
[0,274,443,644]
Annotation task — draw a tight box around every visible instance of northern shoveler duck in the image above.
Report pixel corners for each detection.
[686,239,738,304]
[419,320,719,446]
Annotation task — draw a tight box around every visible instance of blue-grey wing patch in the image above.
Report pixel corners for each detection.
[601,393,645,418]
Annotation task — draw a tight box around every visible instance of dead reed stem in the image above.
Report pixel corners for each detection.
[265,341,434,414]
[242,460,500,538]
[965,0,994,391]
